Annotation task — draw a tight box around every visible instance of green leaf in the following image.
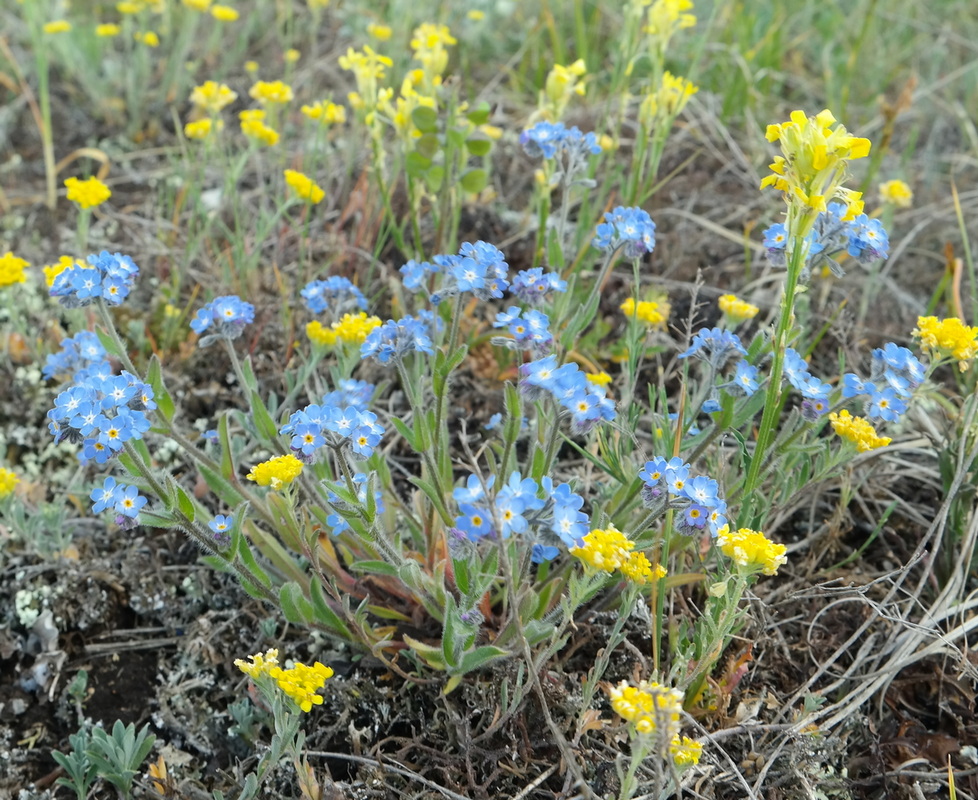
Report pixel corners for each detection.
[546,227,565,270]
[459,168,487,194]
[250,391,279,441]
[465,102,491,125]
[411,105,439,133]
[309,580,354,639]
[465,136,492,156]
[390,416,418,449]
[349,560,399,578]
[94,327,124,360]
[240,357,258,394]
[146,355,175,421]
[198,463,246,508]
[405,150,432,178]
[442,596,461,669]
[456,645,510,675]
[409,476,451,525]
[219,413,234,479]
[415,132,440,158]
[173,483,196,522]
[423,165,445,192]
[402,634,447,670]
[446,126,467,149]
[279,582,315,624]
[236,526,272,587]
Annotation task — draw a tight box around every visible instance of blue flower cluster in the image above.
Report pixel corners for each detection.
[325,473,386,535]
[508,267,567,305]
[90,476,147,528]
[492,306,553,353]
[592,207,656,259]
[764,203,890,277]
[190,295,255,340]
[430,241,510,303]
[399,259,442,292]
[301,276,368,315]
[360,311,440,365]
[451,471,589,563]
[280,401,385,460]
[50,251,140,308]
[519,355,616,434]
[679,328,761,415]
[782,349,834,419]
[519,121,602,160]
[322,379,375,410]
[48,370,155,464]
[840,343,924,422]
[43,331,107,381]
[639,457,728,537]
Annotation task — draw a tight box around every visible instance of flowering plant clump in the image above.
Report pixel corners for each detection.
[49,251,139,307]
[246,455,304,489]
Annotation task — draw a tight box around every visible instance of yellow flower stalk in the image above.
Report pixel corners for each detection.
[716,525,787,576]
[639,71,697,127]
[301,100,347,126]
[541,59,586,121]
[64,177,111,209]
[246,454,303,489]
[913,316,978,370]
[249,80,294,105]
[828,409,891,453]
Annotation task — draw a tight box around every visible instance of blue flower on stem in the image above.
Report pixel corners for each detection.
[592,207,656,259]
[190,295,255,341]
[300,276,367,315]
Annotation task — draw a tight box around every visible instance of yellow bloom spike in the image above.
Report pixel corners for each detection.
[716,525,787,576]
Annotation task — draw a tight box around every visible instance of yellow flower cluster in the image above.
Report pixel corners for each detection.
[879,179,912,208]
[235,649,334,713]
[0,467,19,498]
[367,23,392,41]
[246,454,303,489]
[239,109,279,146]
[669,735,703,766]
[644,0,696,39]
[542,59,586,121]
[609,680,683,738]
[718,294,759,325]
[249,80,294,105]
[211,4,238,21]
[620,297,668,328]
[64,176,111,209]
[828,409,891,452]
[338,45,393,118]
[185,118,222,140]
[182,0,210,11]
[96,23,121,36]
[0,252,29,288]
[761,109,870,231]
[301,100,347,126]
[913,316,978,371]
[117,1,164,13]
[570,526,666,585]
[134,30,160,47]
[410,22,456,91]
[306,312,381,347]
[585,371,612,387]
[44,20,72,34]
[639,71,697,126]
[191,81,238,114]
[715,525,787,576]
[284,169,325,204]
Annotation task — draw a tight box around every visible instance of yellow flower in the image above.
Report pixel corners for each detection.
[570,526,666,585]
[542,59,586,120]
[306,313,381,346]
[308,0,330,7]
[620,297,668,328]
[718,294,759,325]
[879,179,912,208]
[716,525,787,576]
[367,22,392,40]
[182,0,210,11]
[235,648,279,678]
[0,467,19,498]
[239,109,279,146]
[284,169,325,204]
[43,20,72,34]
[585,371,612,387]
[644,0,696,39]
[828,409,891,452]
[134,30,160,46]
[761,109,870,232]
[639,71,697,126]
[64,176,111,209]
[669,735,703,767]
[268,661,334,712]
[190,80,237,113]
[608,680,683,738]
[467,10,485,20]
[95,23,121,36]
[244,60,259,73]
[211,4,238,20]
[246,454,303,489]
[338,46,394,110]
[0,252,29,288]
[43,256,82,287]
[249,80,294,105]
[913,316,978,371]
[185,118,221,140]
[301,100,347,126]
[117,1,142,13]
[284,49,301,64]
